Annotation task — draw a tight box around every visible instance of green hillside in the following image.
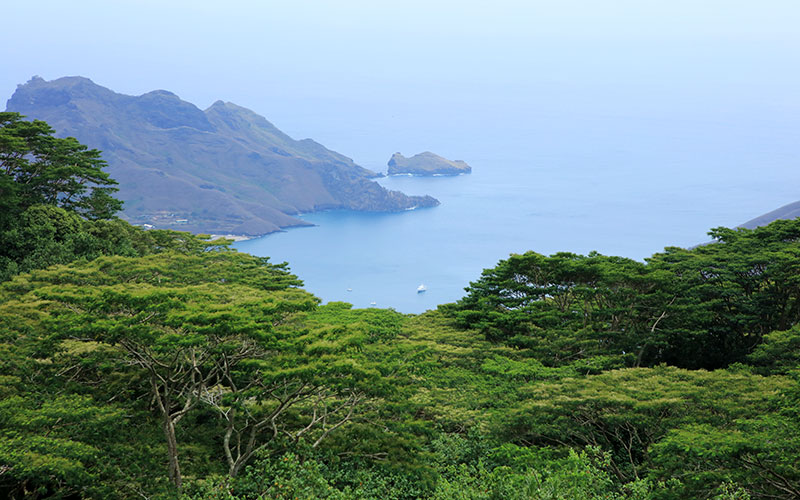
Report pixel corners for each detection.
[1,115,799,499]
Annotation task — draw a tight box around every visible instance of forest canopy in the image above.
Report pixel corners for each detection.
[1,117,799,499]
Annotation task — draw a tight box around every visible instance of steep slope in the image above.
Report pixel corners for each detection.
[6,76,438,235]
[739,200,800,229]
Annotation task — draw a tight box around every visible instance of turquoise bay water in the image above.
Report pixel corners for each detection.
[234,110,800,313]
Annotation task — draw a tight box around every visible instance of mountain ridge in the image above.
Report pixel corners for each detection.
[739,200,800,229]
[6,76,438,235]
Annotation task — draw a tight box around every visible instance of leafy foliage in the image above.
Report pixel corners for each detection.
[1,123,798,498]
[0,111,121,222]
[0,254,403,496]
[452,219,800,370]
[501,366,788,482]
[649,372,800,499]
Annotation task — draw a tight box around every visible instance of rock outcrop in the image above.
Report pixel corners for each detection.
[387,151,471,176]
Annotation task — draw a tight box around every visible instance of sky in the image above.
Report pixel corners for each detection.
[2,1,799,187]
[4,2,799,111]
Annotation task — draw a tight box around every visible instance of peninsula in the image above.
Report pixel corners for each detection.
[5,76,439,235]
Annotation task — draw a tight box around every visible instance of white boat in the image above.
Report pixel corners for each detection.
[417,284,427,293]
[346,288,353,292]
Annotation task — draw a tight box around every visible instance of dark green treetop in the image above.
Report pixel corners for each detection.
[0,112,122,222]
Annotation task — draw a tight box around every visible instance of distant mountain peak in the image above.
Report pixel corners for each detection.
[141,89,180,99]
[25,75,46,85]
[31,75,93,86]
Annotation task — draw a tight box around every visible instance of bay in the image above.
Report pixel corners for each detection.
[234,109,800,313]
[235,73,800,314]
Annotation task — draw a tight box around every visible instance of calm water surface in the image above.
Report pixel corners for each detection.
[235,113,800,313]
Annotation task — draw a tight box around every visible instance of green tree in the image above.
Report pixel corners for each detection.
[500,366,788,483]
[0,252,392,494]
[451,251,668,368]
[747,325,800,375]
[451,219,800,370]
[0,112,121,222]
[0,392,125,499]
[644,219,800,368]
[650,371,800,499]
[0,112,238,282]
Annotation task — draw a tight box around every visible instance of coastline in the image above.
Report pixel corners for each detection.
[386,171,469,177]
[208,234,254,242]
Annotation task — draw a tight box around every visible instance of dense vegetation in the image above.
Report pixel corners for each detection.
[1,116,799,499]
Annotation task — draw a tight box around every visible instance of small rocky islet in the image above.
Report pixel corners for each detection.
[387,151,472,176]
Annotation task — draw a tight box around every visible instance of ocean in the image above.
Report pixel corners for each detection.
[234,97,800,313]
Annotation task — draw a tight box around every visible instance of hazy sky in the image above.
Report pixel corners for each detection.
[3,1,799,169]
[4,1,799,100]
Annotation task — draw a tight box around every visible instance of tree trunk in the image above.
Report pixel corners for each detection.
[231,459,245,478]
[163,415,182,492]
[224,412,257,478]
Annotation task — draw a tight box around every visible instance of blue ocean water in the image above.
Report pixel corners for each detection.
[234,105,800,313]
[234,67,800,314]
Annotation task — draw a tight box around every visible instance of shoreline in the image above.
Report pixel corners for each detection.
[385,171,469,177]
[208,234,254,242]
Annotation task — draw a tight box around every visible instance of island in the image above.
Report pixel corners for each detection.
[6,76,439,236]
[387,151,472,176]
